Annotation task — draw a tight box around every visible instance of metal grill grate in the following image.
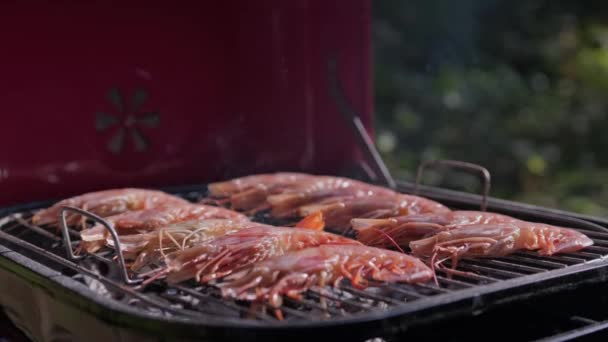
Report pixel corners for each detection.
[1,188,608,328]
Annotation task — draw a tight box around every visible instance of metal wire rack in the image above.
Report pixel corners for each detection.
[1,187,608,328]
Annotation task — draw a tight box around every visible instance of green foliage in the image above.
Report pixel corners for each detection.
[374,0,608,216]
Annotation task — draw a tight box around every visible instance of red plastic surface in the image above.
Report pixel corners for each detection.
[0,0,372,205]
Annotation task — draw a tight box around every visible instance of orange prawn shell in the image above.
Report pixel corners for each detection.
[32,188,189,226]
[207,172,314,197]
[408,222,593,258]
[218,244,433,308]
[163,226,360,284]
[354,210,522,249]
[79,204,248,253]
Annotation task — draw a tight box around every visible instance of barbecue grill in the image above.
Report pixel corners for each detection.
[2,1,608,341]
[1,182,608,341]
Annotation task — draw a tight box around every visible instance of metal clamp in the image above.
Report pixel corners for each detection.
[414,159,491,211]
[59,206,140,285]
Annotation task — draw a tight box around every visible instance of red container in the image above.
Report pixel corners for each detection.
[0,0,372,205]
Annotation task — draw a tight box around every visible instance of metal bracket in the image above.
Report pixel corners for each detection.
[58,206,140,285]
[414,159,491,211]
[327,54,396,189]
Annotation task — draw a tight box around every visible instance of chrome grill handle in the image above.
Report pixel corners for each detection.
[58,206,141,285]
[414,159,491,212]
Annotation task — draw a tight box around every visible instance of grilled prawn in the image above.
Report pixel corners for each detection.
[353,211,517,248]
[409,222,593,261]
[129,214,327,271]
[218,244,434,308]
[298,194,451,232]
[208,173,449,224]
[207,173,315,211]
[32,188,189,226]
[127,219,257,271]
[91,203,247,230]
[163,226,360,284]
[266,175,399,218]
[80,204,248,252]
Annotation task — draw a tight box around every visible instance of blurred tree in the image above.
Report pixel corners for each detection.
[374,0,608,216]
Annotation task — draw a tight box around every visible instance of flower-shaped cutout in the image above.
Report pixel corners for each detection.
[96,87,160,154]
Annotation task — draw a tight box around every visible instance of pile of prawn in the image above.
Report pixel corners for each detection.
[32,184,435,311]
[208,173,593,264]
[30,173,594,312]
[352,210,594,273]
[206,172,450,232]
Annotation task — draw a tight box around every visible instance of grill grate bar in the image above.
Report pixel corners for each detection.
[308,287,374,312]
[283,296,346,317]
[275,305,316,320]
[590,240,608,247]
[369,282,425,299]
[514,252,586,264]
[0,217,23,234]
[581,246,608,254]
[12,215,61,241]
[465,258,547,274]
[452,261,523,279]
[562,251,602,259]
[412,282,451,293]
[154,288,239,317]
[569,229,608,238]
[434,263,503,283]
[435,275,475,289]
[171,284,277,322]
[332,284,406,306]
[498,255,567,269]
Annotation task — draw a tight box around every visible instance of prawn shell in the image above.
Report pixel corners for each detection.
[218,244,433,308]
[32,188,189,226]
[78,205,248,252]
[163,226,360,284]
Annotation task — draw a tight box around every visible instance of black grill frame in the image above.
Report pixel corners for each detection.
[1,183,608,341]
